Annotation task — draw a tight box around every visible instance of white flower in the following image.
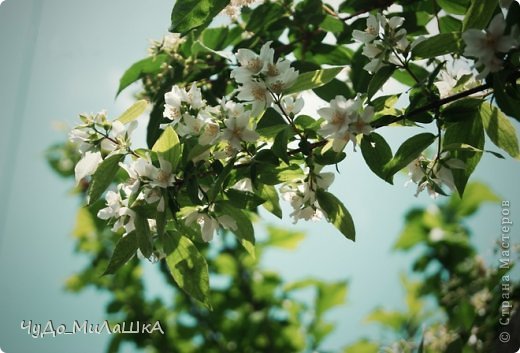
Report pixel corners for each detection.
[462,13,518,76]
[353,14,380,43]
[407,152,465,198]
[231,178,254,192]
[185,210,237,242]
[74,151,103,184]
[349,106,374,135]
[280,171,333,223]
[232,41,274,81]
[120,156,157,181]
[199,122,221,146]
[429,227,445,242]
[318,95,356,137]
[97,190,136,234]
[318,95,373,151]
[236,80,273,116]
[149,158,176,189]
[265,65,299,94]
[186,83,206,110]
[273,96,304,116]
[162,32,185,53]
[222,112,260,149]
[101,120,138,153]
[163,85,187,123]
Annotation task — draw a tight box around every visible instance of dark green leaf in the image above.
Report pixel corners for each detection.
[256,108,288,138]
[412,32,462,59]
[480,102,520,159]
[117,54,168,95]
[439,15,462,32]
[436,0,470,15]
[164,233,211,308]
[383,133,437,180]
[215,202,255,257]
[225,189,266,210]
[368,66,396,100]
[360,133,394,183]
[316,190,356,241]
[443,113,485,195]
[170,0,230,34]
[462,0,497,31]
[285,67,344,95]
[256,184,282,218]
[272,127,291,163]
[103,232,138,275]
[134,213,153,258]
[88,154,124,205]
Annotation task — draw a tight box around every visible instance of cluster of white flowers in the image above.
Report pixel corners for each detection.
[97,155,177,235]
[162,83,260,155]
[231,41,299,115]
[280,170,334,223]
[149,32,185,55]
[462,13,518,78]
[69,111,137,185]
[423,325,459,352]
[318,95,374,152]
[353,13,409,73]
[223,0,259,18]
[406,152,465,198]
[470,288,492,316]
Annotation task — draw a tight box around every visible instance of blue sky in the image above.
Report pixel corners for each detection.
[0,1,519,352]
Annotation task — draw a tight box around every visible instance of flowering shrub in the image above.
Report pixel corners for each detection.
[62,0,520,306]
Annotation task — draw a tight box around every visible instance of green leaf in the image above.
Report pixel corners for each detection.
[392,63,429,87]
[320,14,344,33]
[134,213,153,259]
[360,133,394,183]
[256,108,288,138]
[480,102,520,159]
[365,308,406,330]
[164,233,211,308]
[462,0,497,31]
[450,182,500,217]
[225,189,266,210]
[316,190,355,241]
[103,232,138,275]
[256,164,303,185]
[272,127,291,163]
[394,217,427,250]
[439,15,462,33]
[152,126,182,170]
[245,2,285,32]
[367,66,396,100]
[88,154,124,205]
[412,32,462,59]
[492,70,520,121]
[383,133,437,180]
[116,100,148,124]
[436,0,470,15]
[313,78,354,101]
[285,67,344,95]
[443,113,485,195]
[169,0,230,35]
[264,226,305,249]
[257,184,282,218]
[442,98,483,122]
[117,54,168,95]
[343,341,379,353]
[215,202,256,258]
[208,157,236,201]
[316,281,348,315]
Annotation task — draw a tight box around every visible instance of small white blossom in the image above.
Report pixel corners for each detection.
[273,96,304,116]
[74,151,103,185]
[462,13,518,78]
[222,111,259,149]
[185,210,237,242]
